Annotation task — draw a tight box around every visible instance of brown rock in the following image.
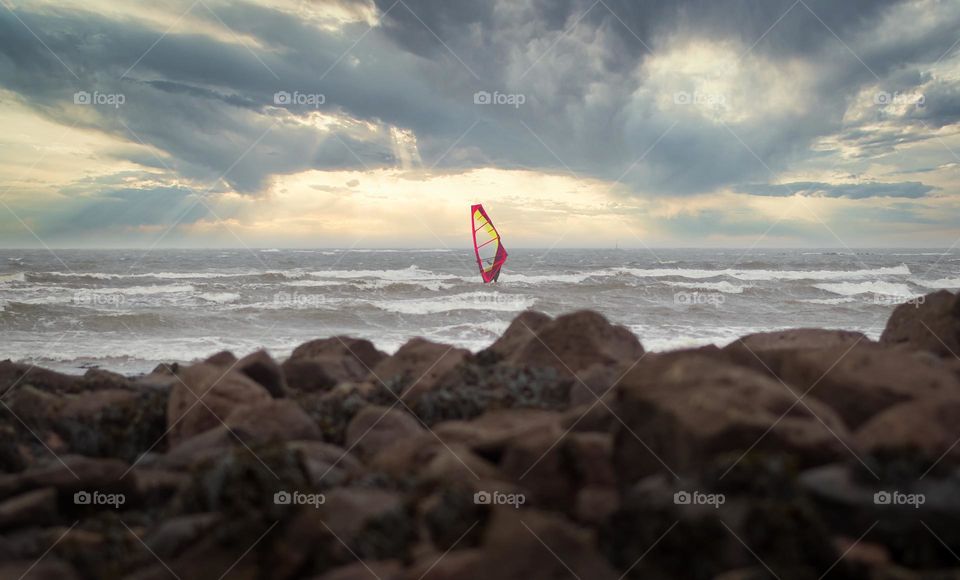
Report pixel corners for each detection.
[312,560,404,580]
[734,328,869,352]
[283,337,386,392]
[236,349,286,397]
[0,487,58,529]
[0,560,80,580]
[0,456,132,500]
[613,355,852,483]
[369,434,500,485]
[432,409,562,451]
[483,310,552,359]
[345,406,424,461]
[407,508,617,580]
[145,512,221,558]
[882,290,960,356]
[203,350,238,367]
[754,343,960,429]
[165,362,273,446]
[505,310,644,374]
[291,336,387,369]
[0,360,77,396]
[370,339,468,401]
[856,396,960,463]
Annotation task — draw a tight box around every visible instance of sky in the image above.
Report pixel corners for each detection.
[0,0,959,249]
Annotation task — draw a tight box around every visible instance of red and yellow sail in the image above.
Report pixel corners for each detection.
[471,203,508,283]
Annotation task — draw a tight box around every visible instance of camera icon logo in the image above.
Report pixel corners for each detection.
[74,91,91,105]
[274,91,292,105]
[474,491,491,505]
[874,491,891,505]
[673,491,691,505]
[874,91,892,105]
[673,91,692,105]
[473,91,491,105]
[274,491,291,505]
[74,491,91,505]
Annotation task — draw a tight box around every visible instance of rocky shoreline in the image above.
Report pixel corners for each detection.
[1,290,959,579]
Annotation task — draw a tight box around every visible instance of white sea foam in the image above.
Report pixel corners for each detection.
[198,292,241,304]
[914,277,960,289]
[613,264,911,281]
[813,281,918,297]
[503,272,597,285]
[372,291,535,314]
[663,281,749,294]
[0,272,25,284]
[801,297,858,305]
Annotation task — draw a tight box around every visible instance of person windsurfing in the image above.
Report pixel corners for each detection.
[470,203,507,283]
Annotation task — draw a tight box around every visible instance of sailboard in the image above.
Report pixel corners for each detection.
[471,203,507,283]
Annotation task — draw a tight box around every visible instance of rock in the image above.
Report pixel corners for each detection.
[882,290,960,356]
[203,350,238,367]
[312,560,404,580]
[432,409,563,451]
[370,339,469,402]
[0,560,80,580]
[733,328,869,352]
[503,310,644,375]
[283,337,386,391]
[0,487,58,529]
[856,396,960,464]
[0,456,133,501]
[165,362,273,446]
[745,343,960,429]
[408,508,618,580]
[145,512,221,558]
[369,433,501,485]
[235,349,286,397]
[166,399,322,462]
[483,310,552,360]
[613,355,852,484]
[287,441,364,488]
[312,487,414,561]
[0,360,77,396]
[345,406,424,461]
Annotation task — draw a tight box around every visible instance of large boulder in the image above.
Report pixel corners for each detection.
[165,363,273,446]
[736,343,960,429]
[369,339,469,402]
[734,328,869,352]
[856,396,960,464]
[882,290,960,356]
[283,337,387,392]
[613,355,852,484]
[235,350,286,398]
[503,310,644,375]
[0,361,77,396]
[483,310,552,360]
[344,406,424,461]
[406,508,618,580]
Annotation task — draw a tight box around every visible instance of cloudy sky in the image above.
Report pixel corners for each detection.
[0,0,958,248]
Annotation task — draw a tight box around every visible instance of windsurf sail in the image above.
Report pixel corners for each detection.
[471,203,507,283]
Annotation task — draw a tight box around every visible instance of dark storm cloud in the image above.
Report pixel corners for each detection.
[736,181,935,199]
[0,0,958,201]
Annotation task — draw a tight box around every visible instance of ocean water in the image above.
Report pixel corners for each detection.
[0,248,957,374]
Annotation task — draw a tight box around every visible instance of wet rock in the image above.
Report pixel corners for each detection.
[0,487,57,529]
[503,310,644,375]
[203,350,238,367]
[0,456,132,500]
[166,362,273,446]
[283,336,386,391]
[613,355,852,484]
[482,310,552,360]
[747,343,960,429]
[145,512,221,558]
[370,338,469,402]
[369,434,500,486]
[432,409,562,451]
[409,507,618,580]
[345,406,425,461]
[0,559,80,580]
[856,396,960,466]
[235,349,286,397]
[313,560,405,580]
[306,487,415,562]
[882,290,960,356]
[734,328,869,352]
[0,361,78,399]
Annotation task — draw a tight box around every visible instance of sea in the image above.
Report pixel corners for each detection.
[0,248,957,374]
